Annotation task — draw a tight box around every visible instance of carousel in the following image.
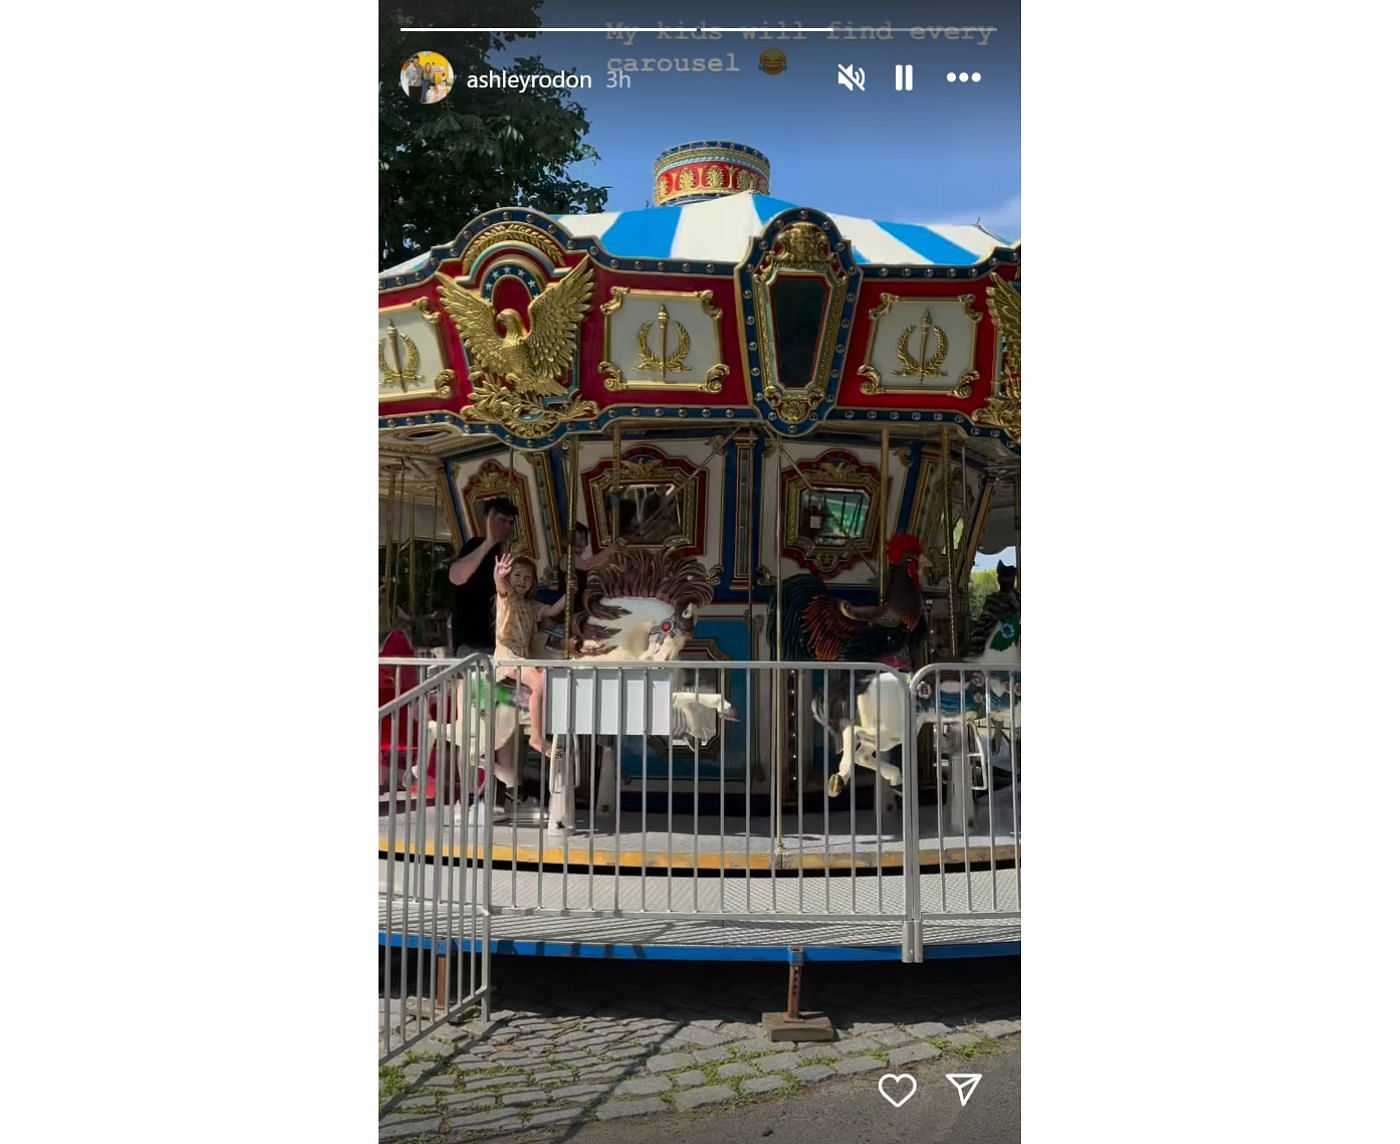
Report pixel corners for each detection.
[378,141,1020,1047]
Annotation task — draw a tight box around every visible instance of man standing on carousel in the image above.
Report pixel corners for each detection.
[449,497,517,658]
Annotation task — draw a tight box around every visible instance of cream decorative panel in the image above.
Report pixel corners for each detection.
[599,288,729,393]
[857,295,981,397]
[379,300,453,401]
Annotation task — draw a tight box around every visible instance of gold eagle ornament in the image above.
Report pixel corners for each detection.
[985,273,1020,388]
[434,259,594,398]
[971,274,1021,442]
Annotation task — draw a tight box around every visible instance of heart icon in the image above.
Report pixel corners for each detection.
[878,1072,918,1108]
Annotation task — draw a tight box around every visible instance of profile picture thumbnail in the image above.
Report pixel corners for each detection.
[400,51,454,105]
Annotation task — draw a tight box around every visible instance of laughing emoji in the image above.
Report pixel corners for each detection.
[759,49,787,76]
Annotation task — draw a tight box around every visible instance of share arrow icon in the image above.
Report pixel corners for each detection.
[945,1073,983,1107]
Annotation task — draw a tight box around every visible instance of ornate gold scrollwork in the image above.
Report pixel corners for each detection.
[774,222,831,265]
[460,222,565,272]
[970,274,1021,442]
[762,387,826,424]
[409,297,442,328]
[459,378,599,441]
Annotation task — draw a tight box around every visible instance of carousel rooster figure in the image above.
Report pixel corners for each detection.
[768,532,931,804]
[768,533,932,668]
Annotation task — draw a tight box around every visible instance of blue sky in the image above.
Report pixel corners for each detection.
[492,0,1020,237]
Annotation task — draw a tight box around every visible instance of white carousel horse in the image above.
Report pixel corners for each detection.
[815,615,1020,833]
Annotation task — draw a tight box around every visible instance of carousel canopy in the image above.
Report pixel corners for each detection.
[379,140,1020,452]
[381,193,1007,279]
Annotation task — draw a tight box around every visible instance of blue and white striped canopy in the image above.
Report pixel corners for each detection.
[381,192,1012,281]
[551,193,1008,266]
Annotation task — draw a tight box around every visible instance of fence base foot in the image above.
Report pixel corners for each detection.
[761,1010,834,1042]
[762,947,834,1042]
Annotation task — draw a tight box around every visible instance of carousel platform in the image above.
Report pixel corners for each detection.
[378,794,1021,961]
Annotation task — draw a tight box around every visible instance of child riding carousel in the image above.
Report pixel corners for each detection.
[492,553,568,755]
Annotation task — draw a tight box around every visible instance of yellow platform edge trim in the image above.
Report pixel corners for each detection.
[379,837,1019,871]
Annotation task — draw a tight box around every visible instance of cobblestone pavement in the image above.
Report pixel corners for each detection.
[379,955,1019,1142]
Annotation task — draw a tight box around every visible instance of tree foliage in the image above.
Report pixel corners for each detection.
[967,568,999,619]
[380,1,610,269]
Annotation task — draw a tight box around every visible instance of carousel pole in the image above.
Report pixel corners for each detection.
[381,466,395,631]
[773,436,784,843]
[563,438,578,654]
[879,429,889,604]
[582,430,618,822]
[1013,473,1021,587]
[746,436,755,658]
[408,485,418,627]
[547,435,583,834]
[388,464,402,629]
[959,438,968,638]
[612,422,622,544]
[508,446,519,553]
[429,477,440,644]
[942,428,958,659]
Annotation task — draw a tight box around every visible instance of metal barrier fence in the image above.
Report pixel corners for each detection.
[486,659,916,924]
[379,654,494,1061]
[907,663,1021,950]
[378,657,1020,1056]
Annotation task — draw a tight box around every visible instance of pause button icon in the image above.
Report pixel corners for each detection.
[895,64,913,91]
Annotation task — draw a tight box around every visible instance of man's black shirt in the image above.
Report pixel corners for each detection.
[451,536,504,650]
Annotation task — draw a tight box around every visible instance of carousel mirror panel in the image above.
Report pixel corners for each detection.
[910,443,989,587]
[748,220,851,426]
[457,458,539,560]
[770,277,830,385]
[379,460,457,647]
[583,446,706,555]
[780,449,883,576]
